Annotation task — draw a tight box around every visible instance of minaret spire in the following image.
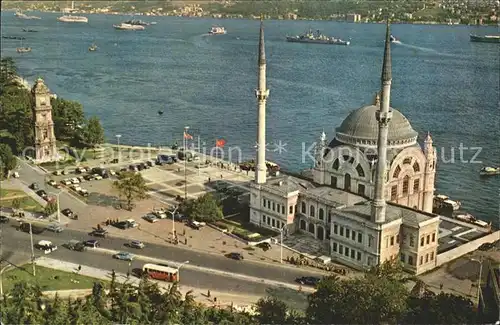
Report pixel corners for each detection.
[255,15,270,184]
[371,19,393,223]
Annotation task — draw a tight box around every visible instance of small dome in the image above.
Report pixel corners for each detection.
[32,78,50,95]
[334,104,418,148]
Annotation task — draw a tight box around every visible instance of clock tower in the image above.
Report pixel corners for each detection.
[32,78,58,163]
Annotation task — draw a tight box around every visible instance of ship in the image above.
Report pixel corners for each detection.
[286,29,350,46]
[22,28,38,32]
[470,34,500,43]
[17,47,32,53]
[124,19,150,26]
[58,15,88,23]
[15,11,41,20]
[239,160,280,173]
[113,23,145,31]
[480,166,500,176]
[209,26,227,35]
[3,36,26,40]
[390,34,400,43]
[88,44,98,52]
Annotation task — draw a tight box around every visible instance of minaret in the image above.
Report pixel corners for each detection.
[255,16,270,184]
[371,21,393,223]
[422,132,436,213]
[313,130,327,184]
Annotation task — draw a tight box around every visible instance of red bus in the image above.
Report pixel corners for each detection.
[142,263,178,282]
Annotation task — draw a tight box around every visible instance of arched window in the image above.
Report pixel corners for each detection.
[343,155,355,164]
[413,162,420,173]
[310,205,315,217]
[356,164,365,177]
[319,208,324,220]
[402,176,410,195]
[393,165,401,178]
[332,159,339,170]
[301,202,306,214]
[403,157,412,165]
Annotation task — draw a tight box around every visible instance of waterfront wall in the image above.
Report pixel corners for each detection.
[436,230,500,266]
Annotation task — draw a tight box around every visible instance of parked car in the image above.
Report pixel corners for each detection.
[84,239,100,248]
[36,190,47,198]
[70,185,82,192]
[19,223,45,234]
[70,178,80,184]
[77,176,85,182]
[30,183,39,190]
[61,179,72,186]
[114,221,131,230]
[83,174,94,181]
[226,252,244,261]
[187,220,205,230]
[90,229,107,238]
[256,242,272,251]
[143,214,159,223]
[0,215,9,223]
[46,224,63,233]
[64,240,86,252]
[12,172,20,178]
[53,170,63,176]
[78,189,89,197]
[128,240,145,249]
[295,276,321,286]
[113,252,134,261]
[35,240,58,254]
[61,208,73,217]
[93,174,103,180]
[75,167,87,174]
[125,219,139,228]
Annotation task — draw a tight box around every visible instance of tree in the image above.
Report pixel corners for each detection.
[12,197,24,210]
[113,171,149,211]
[50,97,85,140]
[255,296,288,324]
[0,143,17,178]
[83,116,105,148]
[44,201,58,216]
[182,193,223,222]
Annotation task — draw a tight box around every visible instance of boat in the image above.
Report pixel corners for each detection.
[433,194,461,212]
[286,29,350,46]
[58,15,88,23]
[16,47,32,53]
[15,11,41,20]
[3,36,25,40]
[124,19,150,26]
[470,34,500,43]
[151,22,157,25]
[390,34,400,43]
[480,166,500,176]
[208,26,227,35]
[158,111,164,115]
[88,44,97,52]
[22,28,38,32]
[113,23,145,31]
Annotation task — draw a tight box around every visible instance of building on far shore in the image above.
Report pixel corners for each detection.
[248,20,499,275]
[346,13,362,22]
[32,78,59,164]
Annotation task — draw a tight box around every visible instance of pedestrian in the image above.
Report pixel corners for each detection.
[78,265,82,272]
[214,297,217,303]
[185,238,188,245]
[126,271,130,279]
[111,269,116,278]
[208,177,211,183]
[207,290,211,298]
[220,174,223,179]
[298,285,302,292]
[440,283,443,290]
[183,229,186,236]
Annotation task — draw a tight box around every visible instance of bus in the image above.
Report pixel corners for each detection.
[142,263,178,282]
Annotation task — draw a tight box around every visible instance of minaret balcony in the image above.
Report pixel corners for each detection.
[375,111,393,124]
[255,89,270,100]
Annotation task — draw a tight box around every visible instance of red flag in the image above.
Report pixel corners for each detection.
[184,131,193,140]
[215,138,226,147]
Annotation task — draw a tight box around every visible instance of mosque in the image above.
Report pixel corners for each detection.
[248,19,441,275]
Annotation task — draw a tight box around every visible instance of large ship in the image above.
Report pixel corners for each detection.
[470,34,500,43]
[58,15,88,23]
[15,11,41,20]
[208,26,227,35]
[479,166,500,176]
[113,23,145,31]
[286,29,350,46]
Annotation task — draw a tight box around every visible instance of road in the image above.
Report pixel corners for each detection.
[0,220,323,283]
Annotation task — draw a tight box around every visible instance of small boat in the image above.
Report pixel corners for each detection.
[15,12,41,20]
[480,166,500,176]
[2,36,26,40]
[113,23,145,31]
[470,34,500,43]
[22,28,38,32]
[157,111,164,115]
[124,19,150,26]
[286,29,350,46]
[17,47,32,53]
[88,44,97,52]
[390,35,400,43]
[58,15,88,23]
[209,26,227,35]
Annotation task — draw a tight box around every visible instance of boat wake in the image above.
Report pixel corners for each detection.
[398,42,438,53]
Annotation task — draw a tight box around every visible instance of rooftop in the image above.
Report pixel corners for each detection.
[304,186,365,208]
[437,215,492,254]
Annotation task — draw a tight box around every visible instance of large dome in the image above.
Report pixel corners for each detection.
[334,104,418,148]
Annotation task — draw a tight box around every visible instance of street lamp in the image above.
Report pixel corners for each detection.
[183,126,190,200]
[272,223,287,264]
[115,134,122,162]
[49,190,63,223]
[470,257,483,307]
[176,260,189,281]
[168,206,179,237]
[28,222,36,276]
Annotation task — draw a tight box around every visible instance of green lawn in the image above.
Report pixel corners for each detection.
[2,265,101,293]
[0,190,44,213]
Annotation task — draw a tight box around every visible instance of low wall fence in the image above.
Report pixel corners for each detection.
[436,230,500,266]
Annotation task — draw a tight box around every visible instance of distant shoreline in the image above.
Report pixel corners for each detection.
[2,8,498,27]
